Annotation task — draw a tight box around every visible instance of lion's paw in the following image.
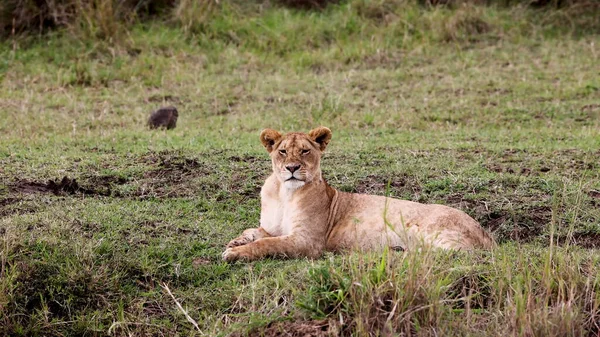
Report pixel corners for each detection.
[222,248,240,262]
[226,237,250,248]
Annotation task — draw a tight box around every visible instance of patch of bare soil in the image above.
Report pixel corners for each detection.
[0,197,37,217]
[85,174,128,187]
[228,155,261,164]
[142,152,206,174]
[447,272,494,312]
[569,233,600,249]
[353,174,422,197]
[590,190,600,208]
[135,150,263,199]
[10,176,110,196]
[135,151,216,198]
[240,320,333,337]
[19,150,270,201]
[5,151,267,201]
[485,148,598,176]
[229,172,263,197]
[506,205,552,242]
[484,164,518,174]
[147,94,182,104]
[224,155,270,200]
[446,193,551,243]
[0,197,19,207]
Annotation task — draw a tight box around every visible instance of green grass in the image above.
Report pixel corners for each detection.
[1,1,600,336]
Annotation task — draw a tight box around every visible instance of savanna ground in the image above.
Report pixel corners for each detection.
[1,0,600,335]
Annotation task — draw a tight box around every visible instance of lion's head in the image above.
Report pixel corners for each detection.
[260,127,332,189]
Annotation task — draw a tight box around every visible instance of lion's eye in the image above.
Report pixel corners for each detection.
[279,149,286,155]
[301,149,310,155]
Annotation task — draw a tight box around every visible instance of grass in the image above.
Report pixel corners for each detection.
[1,0,600,336]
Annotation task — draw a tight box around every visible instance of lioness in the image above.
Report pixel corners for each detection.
[223,127,494,262]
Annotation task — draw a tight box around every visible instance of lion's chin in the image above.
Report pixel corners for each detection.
[283,178,306,190]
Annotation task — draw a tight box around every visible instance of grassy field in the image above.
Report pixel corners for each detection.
[1,1,600,336]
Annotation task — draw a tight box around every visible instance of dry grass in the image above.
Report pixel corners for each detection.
[294,246,600,336]
[0,0,170,38]
[174,0,219,33]
[2,0,599,39]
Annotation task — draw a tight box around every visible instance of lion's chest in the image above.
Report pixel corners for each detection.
[259,195,300,237]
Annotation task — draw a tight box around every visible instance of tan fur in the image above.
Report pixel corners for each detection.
[223,127,495,262]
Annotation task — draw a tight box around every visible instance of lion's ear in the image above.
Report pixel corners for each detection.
[260,129,282,153]
[308,126,332,151]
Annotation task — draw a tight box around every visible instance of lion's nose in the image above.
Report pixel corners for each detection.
[286,164,301,173]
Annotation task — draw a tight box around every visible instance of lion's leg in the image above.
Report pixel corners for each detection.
[226,227,271,248]
[222,235,323,262]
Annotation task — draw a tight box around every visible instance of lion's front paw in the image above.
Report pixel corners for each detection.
[222,246,254,262]
[222,248,238,262]
[226,237,250,248]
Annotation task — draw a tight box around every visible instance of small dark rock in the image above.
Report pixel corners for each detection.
[148,106,178,130]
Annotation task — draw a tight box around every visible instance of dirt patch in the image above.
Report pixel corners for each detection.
[140,151,221,177]
[506,205,552,242]
[229,155,261,163]
[448,273,494,311]
[489,148,598,176]
[229,172,263,197]
[10,176,110,196]
[0,197,37,217]
[85,174,129,187]
[569,233,600,249]
[147,94,182,104]
[134,151,217,198]
[520,167,532,175]
[241,320,333,337]
[582,104,600,113]
[226,155,269,198]
[485,164,504,173]
[446,194,497,227]
[11,259,113,322]
[353,174,422,197]
[485,212,508,233]
[0,197,20,207]
[143,153,205,175]
[69,150,267,199]
[484,164,524,175]
[446,193,552,243]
